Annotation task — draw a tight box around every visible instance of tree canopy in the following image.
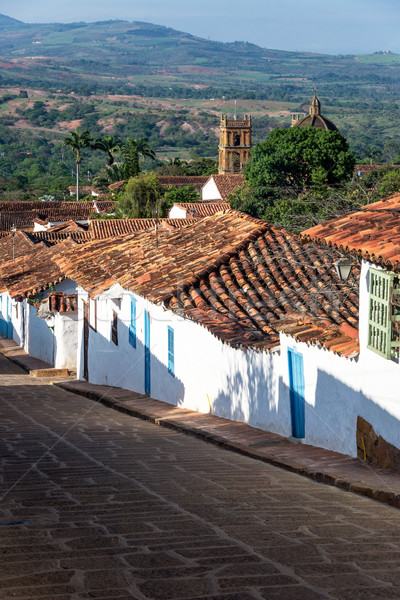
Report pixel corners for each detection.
[114,172,164,218]
[246,127,355,190]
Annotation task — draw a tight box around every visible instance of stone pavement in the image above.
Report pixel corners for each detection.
[0,337,69,378]
[1,333,400,509]
[2,356,400,599]
[54,380,400,511]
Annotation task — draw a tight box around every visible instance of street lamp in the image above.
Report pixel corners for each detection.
[334,257,353,281]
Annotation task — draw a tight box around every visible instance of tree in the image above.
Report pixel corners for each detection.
[377,169,400,198]
[62,129,93,201]
[92,134,121,167]
[246,127,355,191]
[114,172,164,218]
[93,163,125,189]
[162,185,200,216]
[122,138,156,179]
[364,144,382,166]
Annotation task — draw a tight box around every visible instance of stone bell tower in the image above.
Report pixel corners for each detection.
[218,114,252,174]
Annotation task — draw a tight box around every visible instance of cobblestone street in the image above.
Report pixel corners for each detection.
[2,356,400,599]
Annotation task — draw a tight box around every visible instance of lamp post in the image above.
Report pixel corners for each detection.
[334,257,353,281]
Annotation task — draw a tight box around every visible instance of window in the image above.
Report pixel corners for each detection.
[234,134,241,146]
[168,326,174,376]
[129,297,136,348]
[111,310,118,346]
[368,268,400,359]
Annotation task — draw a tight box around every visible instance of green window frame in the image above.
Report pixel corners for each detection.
[368,268,400,359]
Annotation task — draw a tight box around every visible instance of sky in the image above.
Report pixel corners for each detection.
[1,0,400,55]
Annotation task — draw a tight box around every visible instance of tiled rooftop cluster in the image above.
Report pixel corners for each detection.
[173,203,230,218]
[0,201,115,232]
[302,193,400,270]
[0,231,39,262]
[90,218,197,239]
[0,239,75,299]
[0,201,114,213]
[55,212,359,356]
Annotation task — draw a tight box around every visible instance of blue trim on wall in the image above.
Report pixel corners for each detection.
[129,297,136,348]
[168,326,174,376]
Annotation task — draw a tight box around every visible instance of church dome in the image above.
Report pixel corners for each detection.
[294,90,338,132]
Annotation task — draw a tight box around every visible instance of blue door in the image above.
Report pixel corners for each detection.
[144,310,151,395]
[0,295,6,338]
[288,348,305,438]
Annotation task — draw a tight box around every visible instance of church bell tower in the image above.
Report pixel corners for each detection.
[218,114,252,174]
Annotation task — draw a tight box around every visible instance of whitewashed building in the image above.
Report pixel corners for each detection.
[57,212,366,457]
[0,239,79,369]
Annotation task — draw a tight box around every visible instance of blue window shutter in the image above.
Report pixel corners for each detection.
[129,297,136,348]
[168,326,174,376]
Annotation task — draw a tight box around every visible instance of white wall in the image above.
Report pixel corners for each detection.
[202,178,221,201]
[76,286,288,434]
[0,280,78,369]
[168,205,187,219]
[73,262,400,459]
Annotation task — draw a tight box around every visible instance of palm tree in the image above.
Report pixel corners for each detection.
[122,138,156,179]
[62,129,93,201]
[93,163,126,190]
[92,135,121,167]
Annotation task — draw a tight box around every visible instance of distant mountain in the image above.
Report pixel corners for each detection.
[0,13,24,27]
[0,13,399,110]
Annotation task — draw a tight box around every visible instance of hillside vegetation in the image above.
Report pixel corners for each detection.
[1,14,400,199]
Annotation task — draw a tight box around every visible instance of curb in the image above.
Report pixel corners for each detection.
[54,381,400,510]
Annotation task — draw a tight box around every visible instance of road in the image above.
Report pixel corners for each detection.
[0,355,400,600]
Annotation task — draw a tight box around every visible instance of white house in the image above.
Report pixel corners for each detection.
[56,211,367,458]
[301,192,400,468]
[201,174,244,201]
[0,239,79,369]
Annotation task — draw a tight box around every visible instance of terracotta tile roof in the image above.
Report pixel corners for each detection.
[354,164,381,176]
[0,239,75,299]
[46,220,88,233]
[204,174,244,201]
[0,231,39,264]
[55,211,359,356]
[0,201,113,213]
[0,212,38,231]
[27,230,92,245]
[157,176,209,191]
[302,193,400,271]
[0,202,116,232]
[108,180,126,192]
[173,202,230,218]
[90,218,197,239]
